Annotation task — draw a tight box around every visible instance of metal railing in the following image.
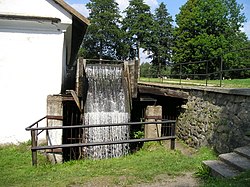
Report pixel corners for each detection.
[25,115,63,166]
[25,116,176,166]
[143,47,250,87]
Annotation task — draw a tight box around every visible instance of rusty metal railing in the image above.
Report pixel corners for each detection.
[25,115,63,166]
[25,118,176,166]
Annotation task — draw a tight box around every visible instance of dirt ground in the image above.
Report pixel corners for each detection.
[132,141,199,187]
[79,172,199,187]
[133,171,199,187]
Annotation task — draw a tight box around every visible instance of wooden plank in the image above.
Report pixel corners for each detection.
[45,148,63,153]
[47,115,63,120]
[62,95,74,101]
[139,85,189,99]
[66,90,81,111]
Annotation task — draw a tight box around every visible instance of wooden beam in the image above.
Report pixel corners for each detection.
[62,95,74,101]
[66,90,81,112]
[138,85,189,99]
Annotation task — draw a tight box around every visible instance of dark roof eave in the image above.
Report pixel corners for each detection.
[0,14,61,23]
[53,0,90,26]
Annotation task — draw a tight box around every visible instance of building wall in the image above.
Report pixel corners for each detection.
[0,0,72,24]
[0,0,72,143]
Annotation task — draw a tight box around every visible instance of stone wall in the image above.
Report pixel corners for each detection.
[176,89,250,153]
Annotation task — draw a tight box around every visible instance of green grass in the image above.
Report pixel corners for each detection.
[0,142,250,186]
[201,170,250,187]
[139,77,250,88]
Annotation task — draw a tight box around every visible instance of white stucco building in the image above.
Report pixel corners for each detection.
[0,0,89,143]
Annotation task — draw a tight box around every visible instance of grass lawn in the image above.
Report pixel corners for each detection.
[0,142,250,186]
[139,77,250,88]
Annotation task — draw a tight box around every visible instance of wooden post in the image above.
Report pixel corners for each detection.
[220,56,223,87]
[31,130,37,166]
[170,123,175,150]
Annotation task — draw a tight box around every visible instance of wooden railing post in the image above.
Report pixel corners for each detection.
[170,123,176,150]
[31,129,38,166]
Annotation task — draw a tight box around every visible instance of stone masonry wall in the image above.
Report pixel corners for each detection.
[176,89,250,153]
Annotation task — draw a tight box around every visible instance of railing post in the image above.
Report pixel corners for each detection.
[219,56,223,87]
[31,129,38,166]
[179,64,182,85]
[205,60,208,86]
[170,123,175,150]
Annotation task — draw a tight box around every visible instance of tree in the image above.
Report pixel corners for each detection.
[140,62,158,78]
[140,62,151,77]
[149,2,173,77]
[122,0,153,61]
[221,0,249,78]
[81,0,126,60]
[172,0,248,78]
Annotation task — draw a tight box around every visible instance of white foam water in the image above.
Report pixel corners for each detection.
[84,64,130,159]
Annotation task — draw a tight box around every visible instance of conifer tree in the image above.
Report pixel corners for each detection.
[122,0,153,61]
[149,2,173,77]
[81,0,125,60]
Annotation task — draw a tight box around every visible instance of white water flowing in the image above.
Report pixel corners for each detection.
[84,64,130,159]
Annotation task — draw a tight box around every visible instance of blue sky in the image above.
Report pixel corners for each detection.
[65,0,250,38]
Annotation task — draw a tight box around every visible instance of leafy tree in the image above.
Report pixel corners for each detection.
[172,0,248,78]
[140,62,151,77]
[140,62,170,78]
[221,0,249,78]
[81,0,126,60]
[149,2,173,77]
[223,42,250,78]
[122,0,153,61]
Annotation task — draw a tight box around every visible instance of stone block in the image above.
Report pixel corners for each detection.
[47,95,63,163]
[144,105,162,139]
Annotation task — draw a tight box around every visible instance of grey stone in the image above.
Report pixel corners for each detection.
[216,125,228,133]
[203,160,240,178]
[219,152,250,171]
[177,88,250,153]
[216,142,230,154]
[234,146,250,160]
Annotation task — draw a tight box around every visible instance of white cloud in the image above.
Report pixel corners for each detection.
[115,0,159,12]
[145,0,158,12]
[70,3,90,17]
[115,0,129,12]
[242,21,250,39]
[245,24,250,36]
[67,0,159,17]
[140,48,152,63]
